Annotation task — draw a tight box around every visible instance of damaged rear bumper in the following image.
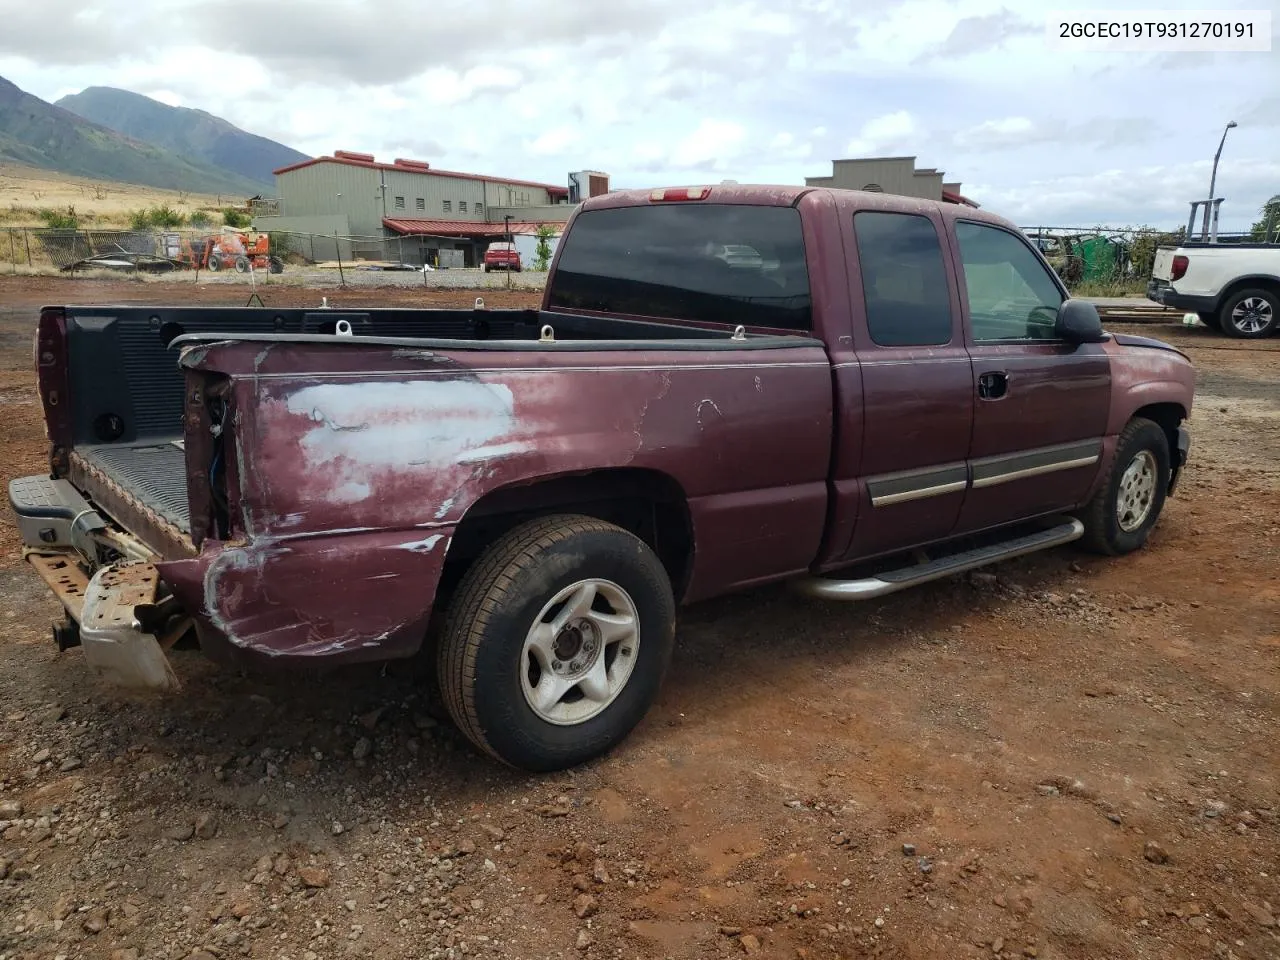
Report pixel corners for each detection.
[13,474,454,689]
[24,552,182,691]
[12,474,182,690]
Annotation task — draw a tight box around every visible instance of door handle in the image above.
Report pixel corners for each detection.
[977,371,1009,400]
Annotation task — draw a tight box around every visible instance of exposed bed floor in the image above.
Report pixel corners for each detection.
[76,440,191,534]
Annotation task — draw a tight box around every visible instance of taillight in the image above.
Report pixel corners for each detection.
[36,307,73,474]
[1171,255,1189,281]
[649,186,711,202]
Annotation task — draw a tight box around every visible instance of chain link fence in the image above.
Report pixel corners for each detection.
[0,226,525,274]
[2,227,196,272]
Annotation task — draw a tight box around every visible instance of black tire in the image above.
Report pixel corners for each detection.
[438,514,675,771]
[1218,287,1279,339]
[234,256,250,274]
[206,255,222,272]
[268,257,284,274]
[1197,311,1221,331]
[1079,417,1171,556]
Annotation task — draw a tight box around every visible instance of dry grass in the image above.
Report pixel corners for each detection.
[0,162,237,227]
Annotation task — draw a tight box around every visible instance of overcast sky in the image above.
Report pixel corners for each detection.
[2,0,1277,229]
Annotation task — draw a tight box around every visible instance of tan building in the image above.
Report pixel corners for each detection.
[254,151,610,265]
[806,156,976,206]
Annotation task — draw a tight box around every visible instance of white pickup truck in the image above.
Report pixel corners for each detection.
[1148,242,1280,338]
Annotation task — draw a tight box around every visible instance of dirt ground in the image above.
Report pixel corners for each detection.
[0,275,1277,960]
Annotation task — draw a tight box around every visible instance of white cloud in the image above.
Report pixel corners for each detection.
[527,127,580,157]
[953,116,1038,150]
[970,158,1280,228]
[142,89,183,107]
[671,119,748,171]
[845,111,918,156]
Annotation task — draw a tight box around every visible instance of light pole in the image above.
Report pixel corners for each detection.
[1204,120,1237,239]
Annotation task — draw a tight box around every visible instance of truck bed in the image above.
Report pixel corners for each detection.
[47,302,817,559]
[74,441,190,532]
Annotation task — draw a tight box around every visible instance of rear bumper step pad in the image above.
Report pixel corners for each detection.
[8,475,106,552]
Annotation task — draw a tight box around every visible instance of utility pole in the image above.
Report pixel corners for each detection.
[504,215,514,290]
[1204,120,1237,239]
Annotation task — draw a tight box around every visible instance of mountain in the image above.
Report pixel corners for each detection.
[57,87,307,187]
[0,76,264,196]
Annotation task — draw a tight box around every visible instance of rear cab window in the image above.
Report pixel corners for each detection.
[851,211,953,347]
[547,204,812,330]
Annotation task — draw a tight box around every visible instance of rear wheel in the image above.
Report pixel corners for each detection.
[438,514,676,771]
[206,254,222,271]
[234,256,250,273]
[1219,287,1278,339]
[1079,417,1171,555]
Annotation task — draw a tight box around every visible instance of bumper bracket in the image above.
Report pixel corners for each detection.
[79,562,180,691]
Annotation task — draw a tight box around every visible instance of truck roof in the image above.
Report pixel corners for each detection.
[581,183,1018,232]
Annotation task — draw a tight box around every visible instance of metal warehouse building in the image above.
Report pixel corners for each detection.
[253,151,608,266]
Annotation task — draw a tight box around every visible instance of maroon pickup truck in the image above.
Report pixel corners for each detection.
[10,183,1195,771]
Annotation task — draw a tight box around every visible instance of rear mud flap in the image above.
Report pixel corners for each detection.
[80,562,181,692]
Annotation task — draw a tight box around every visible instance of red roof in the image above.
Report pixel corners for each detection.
[381,218,551,238]
[274,153,569,197]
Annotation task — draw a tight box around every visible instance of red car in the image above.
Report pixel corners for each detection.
[482,241,521,272]
[11,183,1195,771]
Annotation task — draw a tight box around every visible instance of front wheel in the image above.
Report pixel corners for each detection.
[438,515,676,771]
[1219,287,1278,339]
[1079,417,1171,555]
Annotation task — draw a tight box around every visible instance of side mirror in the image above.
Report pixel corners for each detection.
[1055,299,1107,344]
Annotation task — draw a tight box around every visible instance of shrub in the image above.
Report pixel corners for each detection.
[148,204,185,228]
[38,206,79,229]
[189,210,213,228]
[222,208,249,228]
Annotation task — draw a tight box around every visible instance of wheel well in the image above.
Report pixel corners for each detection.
[440,469,694,604]
[1216,276,1280,311]
[1133,402,1185,458]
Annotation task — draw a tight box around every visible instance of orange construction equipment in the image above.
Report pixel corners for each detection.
[204,229,284,274]
[168,229,283,273]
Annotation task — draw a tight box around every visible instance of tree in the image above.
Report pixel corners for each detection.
[533,224,556,271]
[1249,195,1280,241]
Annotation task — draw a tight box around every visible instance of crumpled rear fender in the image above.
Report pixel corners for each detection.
[157,527,453,667]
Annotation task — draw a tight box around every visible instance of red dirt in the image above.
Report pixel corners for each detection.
[0,273,1276,960]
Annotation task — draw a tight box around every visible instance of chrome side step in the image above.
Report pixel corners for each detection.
[793,518,1084,601]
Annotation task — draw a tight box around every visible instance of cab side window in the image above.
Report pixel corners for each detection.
[852,211,954,347]
[956,221,1065,341]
